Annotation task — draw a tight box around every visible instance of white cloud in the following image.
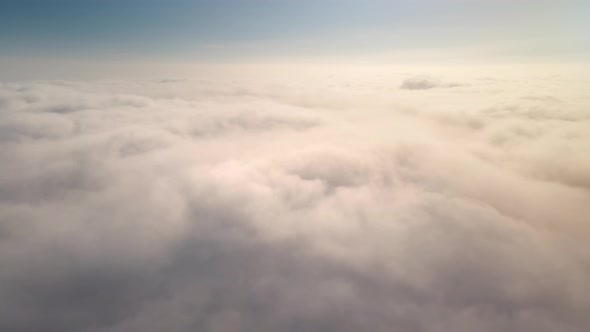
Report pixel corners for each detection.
[400,76,464,90]
[0,66,589,332]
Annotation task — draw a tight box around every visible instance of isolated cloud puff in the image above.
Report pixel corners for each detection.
[400,75,464,90]
[0,67,589,332]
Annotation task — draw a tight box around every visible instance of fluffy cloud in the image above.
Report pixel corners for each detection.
[0,66,589,332]
[400,76,463,90]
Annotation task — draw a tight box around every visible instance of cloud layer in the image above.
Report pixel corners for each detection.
[1,66,589,332]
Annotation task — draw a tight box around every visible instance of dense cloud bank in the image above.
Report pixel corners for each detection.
[1,67,589,332]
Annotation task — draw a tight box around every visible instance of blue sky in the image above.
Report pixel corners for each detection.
[0,0,587,62]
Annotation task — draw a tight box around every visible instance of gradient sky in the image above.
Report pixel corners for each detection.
[0,0,587,62]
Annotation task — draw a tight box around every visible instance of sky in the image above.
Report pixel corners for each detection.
[1,2,590,332]
[0,0,588,64]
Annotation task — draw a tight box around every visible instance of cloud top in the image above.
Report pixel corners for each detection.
[0,67,589,332]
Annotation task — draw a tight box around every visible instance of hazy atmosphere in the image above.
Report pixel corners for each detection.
[1,1,589,332]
